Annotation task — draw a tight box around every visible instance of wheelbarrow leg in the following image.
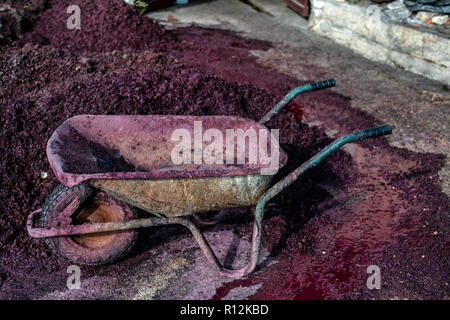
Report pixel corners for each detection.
[193,210,232,226]
[173,215,263,278]
[180,125,392,278]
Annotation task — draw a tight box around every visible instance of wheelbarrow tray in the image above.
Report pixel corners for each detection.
[47,115,287,215]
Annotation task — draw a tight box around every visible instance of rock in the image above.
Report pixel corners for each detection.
[319,20,332,32]
[416,11,436,23]
[432,15,448,25]
[313,0,325,9]
[367,5,381,16]
[387,0,403,10]
[385,0,412,20]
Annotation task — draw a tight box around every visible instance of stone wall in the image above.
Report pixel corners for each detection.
[309,0,449,85]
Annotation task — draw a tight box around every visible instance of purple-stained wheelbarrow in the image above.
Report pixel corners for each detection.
[27,79,392,278]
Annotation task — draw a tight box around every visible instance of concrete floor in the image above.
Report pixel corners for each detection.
[34,0,448,300]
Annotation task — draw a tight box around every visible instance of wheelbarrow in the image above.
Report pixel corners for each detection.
[27,79,392,278]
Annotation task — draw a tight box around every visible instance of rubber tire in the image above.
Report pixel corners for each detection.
[40,183,138,266]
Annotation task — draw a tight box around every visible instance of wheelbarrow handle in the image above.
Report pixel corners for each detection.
[353,125,392,141]
[259,78,336,125]
[260,124,392,208]
[215,125,393,278]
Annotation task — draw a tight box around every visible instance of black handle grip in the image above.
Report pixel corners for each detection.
[354,125,392,141]
[310,79,336,91]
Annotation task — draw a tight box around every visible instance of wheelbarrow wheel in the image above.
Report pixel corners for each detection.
[40,183,138,266]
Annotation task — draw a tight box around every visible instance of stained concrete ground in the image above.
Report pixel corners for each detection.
[28,0,448,300]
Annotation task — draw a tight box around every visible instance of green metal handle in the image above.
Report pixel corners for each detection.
[310,79,336,91]
[263,125,392,202]
[235,125,392,277]
[259,79,336,124]
[353,125,392,141]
